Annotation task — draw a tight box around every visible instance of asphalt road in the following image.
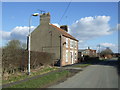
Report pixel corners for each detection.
[49,60,118,88]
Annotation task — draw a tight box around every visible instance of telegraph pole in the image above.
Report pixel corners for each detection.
[98,44,101,58]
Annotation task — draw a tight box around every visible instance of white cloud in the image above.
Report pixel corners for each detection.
[100,43,115,47]
[69,16,112,42]
[0,30,11,40]
[100,43,118,53]
[1,26,36,43]
[52,17,117,52]
[68,16,118,52]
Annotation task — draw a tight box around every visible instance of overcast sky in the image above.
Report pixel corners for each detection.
[1,2,119,52]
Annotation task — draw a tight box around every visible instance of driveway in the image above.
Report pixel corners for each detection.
[49,60,118,88]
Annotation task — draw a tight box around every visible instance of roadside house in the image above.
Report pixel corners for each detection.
[112,53,120,58]
[78,47,97,62]
[78,47,97,57]
[78,47,97,61]
[28,12,79,66]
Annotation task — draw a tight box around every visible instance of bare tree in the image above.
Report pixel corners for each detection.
[100,47,113,56]
[4,40,21,50]
[4,39,27,50]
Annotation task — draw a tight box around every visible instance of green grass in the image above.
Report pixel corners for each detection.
[8,70,70,88]
[72,64,91,68]
[3,67,58,84]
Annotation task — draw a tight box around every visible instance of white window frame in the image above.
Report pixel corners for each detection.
[66,50,68,62]
[74,51,77,60]
[66,38,68,48]
[70,40,74,48]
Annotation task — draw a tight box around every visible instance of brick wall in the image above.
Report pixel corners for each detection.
[61,36,78,66]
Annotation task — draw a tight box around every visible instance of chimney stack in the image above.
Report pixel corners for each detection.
[60,25,68,32]
[40,12,50,25]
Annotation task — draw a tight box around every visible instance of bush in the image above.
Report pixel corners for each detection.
[2,49,55,75]
[2,40,55,76]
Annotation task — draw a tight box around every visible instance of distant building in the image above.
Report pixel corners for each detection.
[28,12,79,66]
[100,47,113,59]
[78,47,97,62]
[78,47,97,58]
[112,53,120,57]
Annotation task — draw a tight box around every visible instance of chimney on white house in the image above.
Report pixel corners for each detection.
[40,12,50,25]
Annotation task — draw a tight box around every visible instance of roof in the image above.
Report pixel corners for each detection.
[78,49,96,52]
[50,24,78,41]
[89,49,96,52]
[78,49,86,52]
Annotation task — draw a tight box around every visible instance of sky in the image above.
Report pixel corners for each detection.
[1,2,119,53]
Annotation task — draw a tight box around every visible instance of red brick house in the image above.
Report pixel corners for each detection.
[78,47,97,58]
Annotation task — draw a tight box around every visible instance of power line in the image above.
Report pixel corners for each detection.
[58,0,72,24]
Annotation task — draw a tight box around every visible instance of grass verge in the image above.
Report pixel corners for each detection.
[7,70,70,88]
[72,64,91,68]
[2,67,58,84]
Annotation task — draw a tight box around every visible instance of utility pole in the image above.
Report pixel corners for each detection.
[98,44,101,58]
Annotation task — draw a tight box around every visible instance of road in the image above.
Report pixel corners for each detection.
[49,60,118,88]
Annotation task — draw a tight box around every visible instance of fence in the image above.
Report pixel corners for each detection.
[2,48,55,76]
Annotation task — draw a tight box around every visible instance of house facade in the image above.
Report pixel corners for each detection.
[78,47,97,58]
[29,12,78,66]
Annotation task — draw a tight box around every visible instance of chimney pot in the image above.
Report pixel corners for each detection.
[40,12,50,25]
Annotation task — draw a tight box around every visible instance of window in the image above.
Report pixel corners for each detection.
[66,38,68,48]
[75,51,77,60]
[70,40,74,48]
[66,50,68,62]
[74,41,77,49]
[72,41,74,48]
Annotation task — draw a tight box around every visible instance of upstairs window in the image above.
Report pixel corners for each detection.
[70,40,74,48]
[66,38,68,48]
[74,41,77,49]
